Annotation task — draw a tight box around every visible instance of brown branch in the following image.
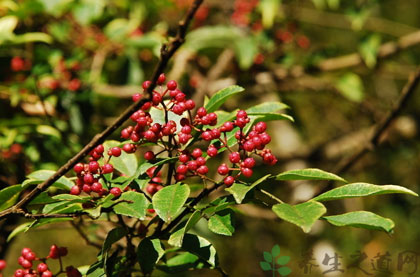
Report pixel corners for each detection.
[0,0,204,220]
[333,68,420,175]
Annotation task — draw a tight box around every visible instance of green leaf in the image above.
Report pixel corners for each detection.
[7,222,32,242]
[103,140,138,177]
[137,238,164,274]
[277,256,290,266]
[11,32,53,44]
[314,183,418,202]
[113,191,148,219]
[181,234,218,268]
[258,0,281,28]
[208,209,235,236]
[102,227,127,255]
[23,170,74,190]
[263,251,273,263]
[323,211,395,233]
[334,73,364,102]
[272,201,327,233]
[157,252,200,273]
[246,102,289,113]
[152,183,190,222]
[278,266,292,276]
[249,113,294,122]
[359,34,381,68]
[271,245,280,257]
[0,185,23,211]
[260,261,272,271]
[168,210,202,247]
[204,85,245,113]
[276,168,346,182]
[233,36,258,70]
[184,25,243,51]
[8,218,73,241]
[226,175,271,204]
[28,192,56,205]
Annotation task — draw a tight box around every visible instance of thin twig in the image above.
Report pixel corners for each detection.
[0,0,204,220]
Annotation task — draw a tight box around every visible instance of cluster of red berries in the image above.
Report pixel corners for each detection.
[10,245,81,277]
[70,144,121,197]
[70,73,277,196]
[231,0,259,26]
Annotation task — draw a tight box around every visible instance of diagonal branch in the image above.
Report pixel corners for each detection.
[0,0,204,220]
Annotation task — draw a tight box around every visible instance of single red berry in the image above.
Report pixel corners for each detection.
[196,157,206,166]
[68,79,81,91]
[243,157,256,168]
[0,260,6,270]
[197,165,209,175]
[229,152,241,163]
[58,247,68,257]
[172,104,185,115]
[260,133,271,145]
[207,112,217,122]
[243,140,255,152]
[185,99,195,110]
[144,151,155,160]
[207,145,218,157]
[66,266,82,277]
[179,154,189,163]
[156,185,164,191]
[102,164,114,174]
[14,269,25,277]
[181,125,191,134]
[142,80,152,90]
[91,182,103,193]
[235,117,247,128]
[141,101,152,111]
[146,185,157,195]
[132,93,142,102]
[241,167,253,177]
[157,73,166,85]
[187,160,198,171]
[95,144,104,154]
[70,186,81,195]
[218,164,229,175]
[224,176,235,186]
[175,92,186,102]
[22,248,32,256]
[42,270,53,277]
[121,128,131,139]
[236,110,247,118]
[197,107,207,117]
[222,121,234,132]
[175,173,186,181]
[73,163,84,173]
[109,147,121,157]
[167,80,177,90]
[110,187,122,198]
[191,148,202,158]
[37,263,48,273]
[211,128,221,138]
[21,259,32,269]
[49,245,59,259]
[123,143,136,153]
[23,251,36,261]
[144,130,156,141]
[176,164,188,174]
[255,121,267,133]
[152,93,162,105]
[83,173,94,184]
[82,184,91,193]
[88,161,100,173]
[201,131,212,141]
[11,57,25,72]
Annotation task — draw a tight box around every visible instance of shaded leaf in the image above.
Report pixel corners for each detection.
[137,238,164,274]
[0,185,23,211]
[226,175,271,204]
[260,261,272,271]
[23,170,74,190]
[181,234,218,268]
[271,245,280,257]
[102,227,127,255]
[277,256,290,266]
[208,209,235,236]
[276,168,346,183]
[278,266,292,276]
[335,73,364,102]
[168,210,202,247]
[272,201,326,233]
[263,251,273,263]
[314,183,418,202]
[113,191,148,219]
[323,211,395,233]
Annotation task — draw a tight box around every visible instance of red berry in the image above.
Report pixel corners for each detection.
[224,176,235,186]
[88,161,99,173]
[21,259,32,269]
[191,148,202,158]
[241,167,253,177]
[152,93,162,105]
[181,125,191,134]
[255,122,267,133]
[197,165,209,175]
[211,128,221,138]
[102,164,114,174]
[37,263,48,273]
[243,141,255,152]
[167,80,177,90]
[142,80,152,90]
[177,164,188,174]
[146,185,157,195]
[218,164,229,175]
[132,93,142,102]
[175,92,186,102]
[187,160,198,171]
[144,130,156,141]
[260,133,271,145]
[235,117,247,128]
[95,144,104,154]
[197,107,207,117]
[82,184,91,193]
[58,247,68,256]
[123,143,136,153]
[83,173,94,184]
[144,151,155,160]
[73,163,84,173]
[243,157,256,168]
[185,99,195,110]
[179,154,189,163]
[236,110,247,118]
[207,145,218,157]
[14,269,25,277]
[111,147,121,157]
[66,266,82,277]
[49,245,59,259]
[70,186,81,195]
[68,79,81,91]
[196,157,206,166]
[0,260,6,270]
[23,251,36,261]
[201,131,212,141]
[91,182,102,193]
[11,57,25,71]
[222,121,234,132]
[157,73,166,85]
[42,271,53,277]
[175,173,186,181]
[110,187,122,198]
[229,152,241,163]
[172,104,185,115]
